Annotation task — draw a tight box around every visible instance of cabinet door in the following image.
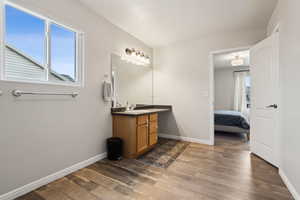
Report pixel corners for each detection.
[137,124,149,153]
[149,133,158,146]
[149,122,158,134]
[149,113,158,122]
[149,119,158,146]
[137,115,148,125]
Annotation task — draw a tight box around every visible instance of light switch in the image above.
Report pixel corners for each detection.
[199,91,209,97]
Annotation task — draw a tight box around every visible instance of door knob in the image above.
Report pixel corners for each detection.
[266,104,278,109]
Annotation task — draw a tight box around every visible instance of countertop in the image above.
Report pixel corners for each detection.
[111,105,172,116]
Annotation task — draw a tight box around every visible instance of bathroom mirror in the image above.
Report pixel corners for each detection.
[111,53,153,106]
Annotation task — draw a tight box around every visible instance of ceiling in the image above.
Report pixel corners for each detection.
[214,50,250,69]
[79,0,278,47]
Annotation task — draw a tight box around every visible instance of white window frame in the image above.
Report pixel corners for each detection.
[0,1,85,87]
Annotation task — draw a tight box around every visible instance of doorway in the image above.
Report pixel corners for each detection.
[210,47,251,147]
[209,33,280,167]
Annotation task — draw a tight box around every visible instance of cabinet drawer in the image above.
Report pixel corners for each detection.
[137,115,148,125]
[149,133,158,146]
[149,121,158,133]
[149,113,158,122]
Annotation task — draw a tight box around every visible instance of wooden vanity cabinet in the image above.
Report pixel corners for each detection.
[112,113,158,158]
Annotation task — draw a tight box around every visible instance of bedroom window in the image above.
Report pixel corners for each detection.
[1,3,84,86]
[245,75,251,108]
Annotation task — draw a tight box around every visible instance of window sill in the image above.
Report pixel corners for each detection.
[0,78,84,88]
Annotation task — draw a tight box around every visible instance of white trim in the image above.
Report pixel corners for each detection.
[208,46,251,146]
[0,152,107,200]
[77,32,85,87]
[0,78,83,87]
[0,0,4,81]
[45,19,50,82]
[279,169,300,200]
[159,133,213,145]
[208,53,215,146]
[209,46,252,55]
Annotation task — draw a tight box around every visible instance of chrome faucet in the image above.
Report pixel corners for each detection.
[130,104,136,110]
[115,101,122,108]
[125,101,136,111]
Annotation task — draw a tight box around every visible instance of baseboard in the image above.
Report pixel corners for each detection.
[0,152,107,200]
[279,169,300,200]
[159,133,213,145]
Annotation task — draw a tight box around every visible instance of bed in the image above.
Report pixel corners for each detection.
[214,110,250,140]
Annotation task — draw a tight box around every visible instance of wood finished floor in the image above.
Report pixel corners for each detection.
[16,132,293,200]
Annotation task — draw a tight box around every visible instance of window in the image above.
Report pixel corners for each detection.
[1,3,83,86]
[50,24,76,82]
[245,75,251,108]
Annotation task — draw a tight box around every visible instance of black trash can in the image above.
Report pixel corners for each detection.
[107,137,123,160]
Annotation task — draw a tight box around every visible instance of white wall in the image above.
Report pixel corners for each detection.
[154,29,265,142]
[0,0,152,196]
[268,0,300,197]
[214,66,249,110]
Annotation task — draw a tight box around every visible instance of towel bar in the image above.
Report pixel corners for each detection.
[12,90,78,98]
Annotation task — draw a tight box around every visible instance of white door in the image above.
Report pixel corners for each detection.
[250,33,280,167]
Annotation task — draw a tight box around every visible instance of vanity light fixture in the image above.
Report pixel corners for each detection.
[231,55,244,66]
[122,48,151,66]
